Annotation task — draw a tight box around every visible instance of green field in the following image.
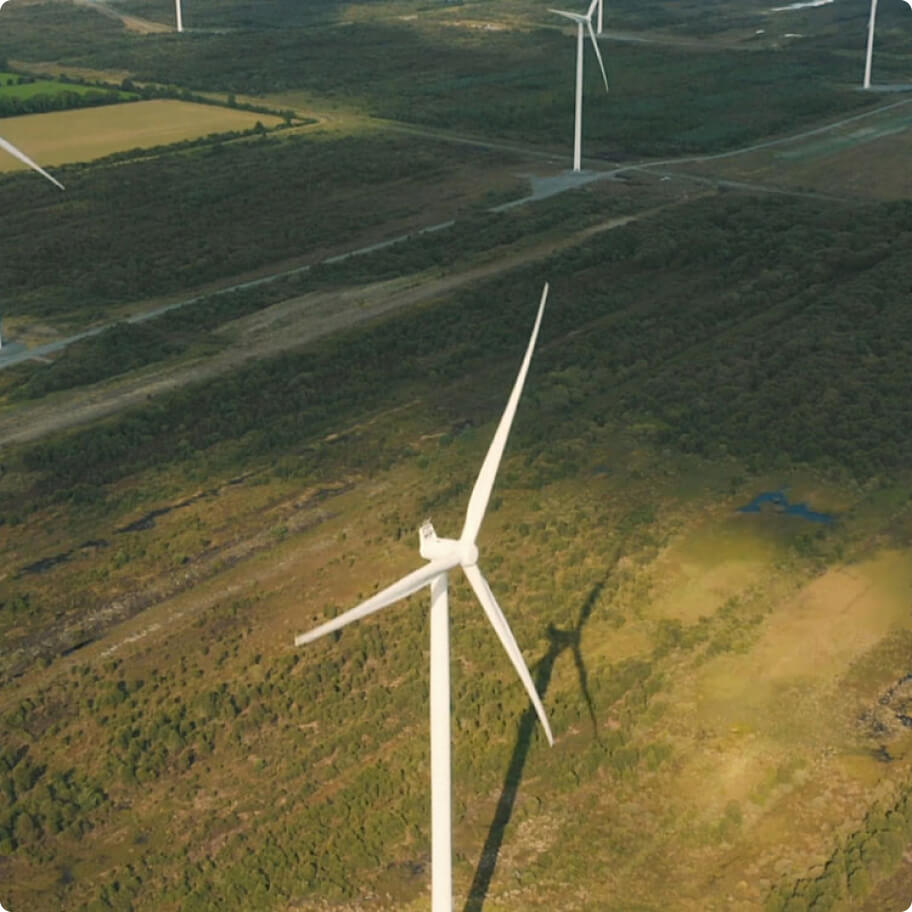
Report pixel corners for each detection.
[0,71,133,101]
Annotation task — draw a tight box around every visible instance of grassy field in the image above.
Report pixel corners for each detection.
[0,99,283,171]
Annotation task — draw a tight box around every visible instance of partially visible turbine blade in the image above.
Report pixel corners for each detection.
[295,556,455,646]
[0,137,64,190]
[586,17,609,93]
[463,562,554,746]
[550,8,587,23]
[460,283,548,545]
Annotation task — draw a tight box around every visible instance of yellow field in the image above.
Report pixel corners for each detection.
[0,100,283,171]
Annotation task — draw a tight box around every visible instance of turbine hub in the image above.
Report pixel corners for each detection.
[458,541,479,567]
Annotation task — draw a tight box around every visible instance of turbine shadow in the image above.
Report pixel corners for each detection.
[462,578,605,912]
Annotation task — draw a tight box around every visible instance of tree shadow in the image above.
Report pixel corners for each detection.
[462,578,605,912]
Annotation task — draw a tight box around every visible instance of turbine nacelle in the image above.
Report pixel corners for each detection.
[419,520,479,566]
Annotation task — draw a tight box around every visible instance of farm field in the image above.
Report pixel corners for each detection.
[0,99,284,172]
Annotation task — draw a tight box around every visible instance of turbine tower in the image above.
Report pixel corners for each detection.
[175,0,183,32]
[0,136,64,189]
[865,0,880,88]
[551,0,609,172]
[295,284,554,912]
[597,0,604,35]
[864,0,912,88]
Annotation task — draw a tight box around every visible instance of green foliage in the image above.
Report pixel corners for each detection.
[9,322,190,400]
[770,788,912,911]
[14,193,912,515]
[0,71,136,117]
[0,131,511,320]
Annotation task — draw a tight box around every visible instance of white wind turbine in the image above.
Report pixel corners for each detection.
[864,0,912,88]
[0,137,64,190]
[295,284,554,912]
[175,0,183,32]
[551,0,609,172]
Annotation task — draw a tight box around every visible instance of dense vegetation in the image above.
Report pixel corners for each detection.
[767,779,912,911]
[1,180,664,398]
[0,130,520,320]
[0,72,136,117]
[8,192,912,516]
[7,323,192,401]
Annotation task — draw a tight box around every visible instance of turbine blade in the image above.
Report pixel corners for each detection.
[0,137,64,190]
[586,17,609,93]
[460,283,548,544]
[294,556,454,646]
[463,563,554,746]
[550,8,587,23]
[587,0,599,17]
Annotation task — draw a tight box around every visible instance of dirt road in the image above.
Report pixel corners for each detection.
[72,0,172,34]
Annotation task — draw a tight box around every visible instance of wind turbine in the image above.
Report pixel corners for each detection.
[175,0,183,32]
[551,0,609,172]
[0,137,64,189]
[295,284,554,912]
[597,0,604,34]
[864,0,912,88]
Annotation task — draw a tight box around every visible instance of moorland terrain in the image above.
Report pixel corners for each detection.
[2,1,912,911]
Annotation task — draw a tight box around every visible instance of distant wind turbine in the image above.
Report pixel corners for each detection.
[175,0,183,32]
[551,0,609,172]
[0,137,64,189]
[864,0,912,88]
[295,284,554,912]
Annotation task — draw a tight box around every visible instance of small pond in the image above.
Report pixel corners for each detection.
[737,490,834,524]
